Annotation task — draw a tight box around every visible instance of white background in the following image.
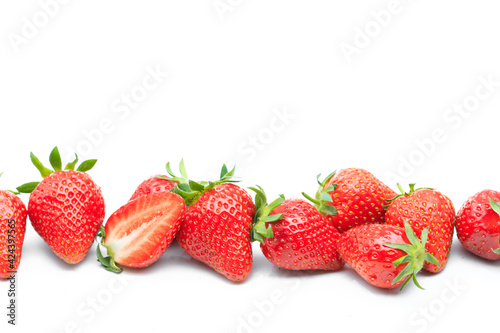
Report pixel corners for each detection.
[1,1,500,332]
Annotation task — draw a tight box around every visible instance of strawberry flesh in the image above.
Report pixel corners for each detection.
[104,192,185,268]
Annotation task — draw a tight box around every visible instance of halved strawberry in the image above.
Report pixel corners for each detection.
[97,192,186,272]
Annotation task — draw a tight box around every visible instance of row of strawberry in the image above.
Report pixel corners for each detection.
[1,147,499,290]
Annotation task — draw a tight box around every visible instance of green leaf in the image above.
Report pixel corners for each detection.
[96,245,122,273]
[263,214,283,223]
[404,221,420,247]
[420,227,429,248]
[392,263,413,284]
[488,197,500,217]
[412,274,424,290]
[384,243,413,253]
[252,231,265,244]
[64,154,79,170]
[320,192,333,202]
[249,186,268,211]
[425,253,440,266]
[30,152,53,178]
[179,159,188,180]
[318,171,336,187]
[323,185,336,194]
[77,159,97,172]
[221,165,236,181]
[262,225,274,239]
[399,275,413,290]
[320,205,337,216]
[220,164,228,179]
[49,147,62,171]
[393,255,412,267]
[96,226,122,274]
[96,244,110,265]
[189,180,205,192]
[165,162,176,178]
[493,248,500,255]
[16,182,40,194]
[302,192,320,206]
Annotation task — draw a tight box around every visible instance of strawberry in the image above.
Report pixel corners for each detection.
[385,184,455,273]
[129,176,175,201]
[303,168,396,234]
[170,163,256,282]
[250,186,344,271]
[0,174,28,279]
[128,160,189,201]
[337,221,439,289]
[17,147,105,264]
[96,191,186,272]
[456,190,500,260]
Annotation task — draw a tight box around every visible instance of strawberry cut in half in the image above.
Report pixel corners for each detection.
[97,191,186,272]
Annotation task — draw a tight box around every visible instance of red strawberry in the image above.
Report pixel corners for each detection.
[303,168,396,233]
[129,160,189,201]
[250,186,343,271]
[17,147,105,264]
[385,184,455,273]
[171,163,256,282]
[0,175,28,279]
[337,221,439,289]
[96,192,186,272]
[456,190,500,260]
[129,176,175,201]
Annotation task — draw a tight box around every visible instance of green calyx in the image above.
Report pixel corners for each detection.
[163,160,240,207]
[385,183,435,203]
[302,171,337,216]
[383,220,440,290]
[96,225,122,273]
[16,147,98,194]
[487,197,500,255]
[157,159,191,185]
[248,185,285,244]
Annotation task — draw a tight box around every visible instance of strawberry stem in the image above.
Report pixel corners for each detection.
[302,172,338,216]
[386,183,435,203]
[249,186,285,244]
[96,226,123,273]
[166,161,240,207]
[17,147,98,194]
[384,220,440,290]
